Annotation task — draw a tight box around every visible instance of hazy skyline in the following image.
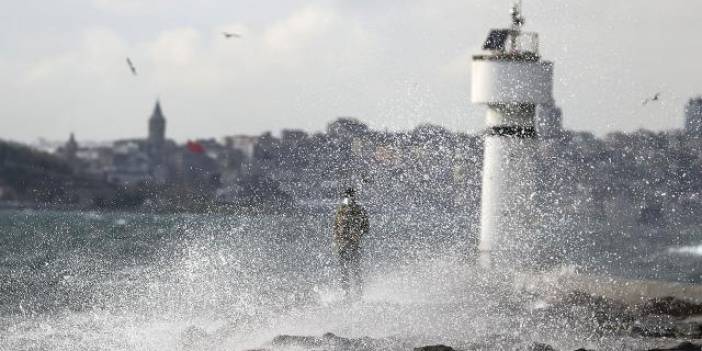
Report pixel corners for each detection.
[2,0,702,142]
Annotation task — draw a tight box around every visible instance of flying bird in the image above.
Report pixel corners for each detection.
[222,32,242,39]
[126,57,137,76]
[642,92,661,106]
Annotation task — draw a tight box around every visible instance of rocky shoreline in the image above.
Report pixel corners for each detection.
[178,293,702,351]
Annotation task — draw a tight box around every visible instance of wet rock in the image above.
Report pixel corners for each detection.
[462,334,523,350]
[629,316,702,339]
[464,340,556,351]
[674,322,702,338]
[542,291,636,333]
[629,316,677,338]
[180,326,208,349]
[414,345,456,351]
[561,291,631,318]
[522,342,557,351]
[647,341,702,351]
[271,333,385,351]
[639,297,702,318]
[272,334,324,349]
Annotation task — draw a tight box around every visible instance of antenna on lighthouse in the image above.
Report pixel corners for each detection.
[511,0,525,30]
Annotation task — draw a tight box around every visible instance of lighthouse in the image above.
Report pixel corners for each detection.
[472,2,554,267]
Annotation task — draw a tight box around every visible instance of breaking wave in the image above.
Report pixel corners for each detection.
[668,243,702,256]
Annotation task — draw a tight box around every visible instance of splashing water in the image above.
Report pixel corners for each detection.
[0,209,697,350]
[668,243,702,256]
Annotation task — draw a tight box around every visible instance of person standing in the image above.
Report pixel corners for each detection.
[333,187,369,299]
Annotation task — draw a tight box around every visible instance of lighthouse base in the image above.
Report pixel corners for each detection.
[478,131,544,269]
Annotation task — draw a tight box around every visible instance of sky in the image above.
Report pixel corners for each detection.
[1,0,702,143]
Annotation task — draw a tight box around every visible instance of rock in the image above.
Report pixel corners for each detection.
[548,291,635,332]
[414,345,456,351]
[462,334,523,350]
[630,325,677,338]
[630,317,702,339]
[271,335,323,348]
[639,297,702,318]
[630,317,677,338]
[674,322,702,338]
[180,326,208,348]
[647,341,702,351]
[271,333,382,351]
[522,342,557,351]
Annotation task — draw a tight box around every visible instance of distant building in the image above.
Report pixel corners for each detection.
[685,97,702,136]
[281,129,308,144]
[536,103,563,139]
[147,101,168,178]
[148,100,166,148]
[223,135,258,159]
[107,100,175,185]
[108,139,151,184]
[326,118,369,139]
[58,133,79,163]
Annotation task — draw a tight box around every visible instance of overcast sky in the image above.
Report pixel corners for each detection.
[2,0,701,143]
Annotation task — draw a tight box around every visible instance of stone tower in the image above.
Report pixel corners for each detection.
[148,100,166,147]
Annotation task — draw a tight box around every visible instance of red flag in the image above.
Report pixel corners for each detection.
[186,140,205,154]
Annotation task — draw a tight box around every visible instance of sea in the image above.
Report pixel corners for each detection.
[1,208,701,350]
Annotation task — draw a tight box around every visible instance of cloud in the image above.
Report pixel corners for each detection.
[264,6,335,52]
[92,0,166,15]
[22,28,129,85]
[146,28,201,67]
[6,4,383,141]
[4,0,702,142]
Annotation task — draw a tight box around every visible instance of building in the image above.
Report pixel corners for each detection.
[223,135,258,159]
[536,103,563,139]
[106,100,175,185]
[55,133,84,172]
[685,97,702,136]
[148,100,166,149]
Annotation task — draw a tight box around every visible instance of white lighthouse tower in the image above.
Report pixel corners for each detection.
[472,2,553,267]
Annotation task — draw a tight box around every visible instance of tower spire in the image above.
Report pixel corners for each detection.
[148,99,166,146]
[511,0,525,30]
[152,99,164,120]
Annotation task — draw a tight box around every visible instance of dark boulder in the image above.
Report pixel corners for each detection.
[180,326,208,348]
[629,316,678,338]
[272,335,323,348]
[414,345,457,351]
[271,333,384,351]
[522,342,557,351]
[560,291,630,317]
[639,297,702,318]
[544,291,635,333]
[674,322,702,338]
[647,341,702,351]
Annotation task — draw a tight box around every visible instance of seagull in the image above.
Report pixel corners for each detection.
[126,57,137,76]
[642,92,661,106]
[222,32,242,39]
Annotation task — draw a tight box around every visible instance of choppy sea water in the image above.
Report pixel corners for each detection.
[0,208,701,350]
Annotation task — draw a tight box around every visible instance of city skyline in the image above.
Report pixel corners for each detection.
[2,0,702,142]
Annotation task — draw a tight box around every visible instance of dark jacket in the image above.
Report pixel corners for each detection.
[333,200,369,254]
